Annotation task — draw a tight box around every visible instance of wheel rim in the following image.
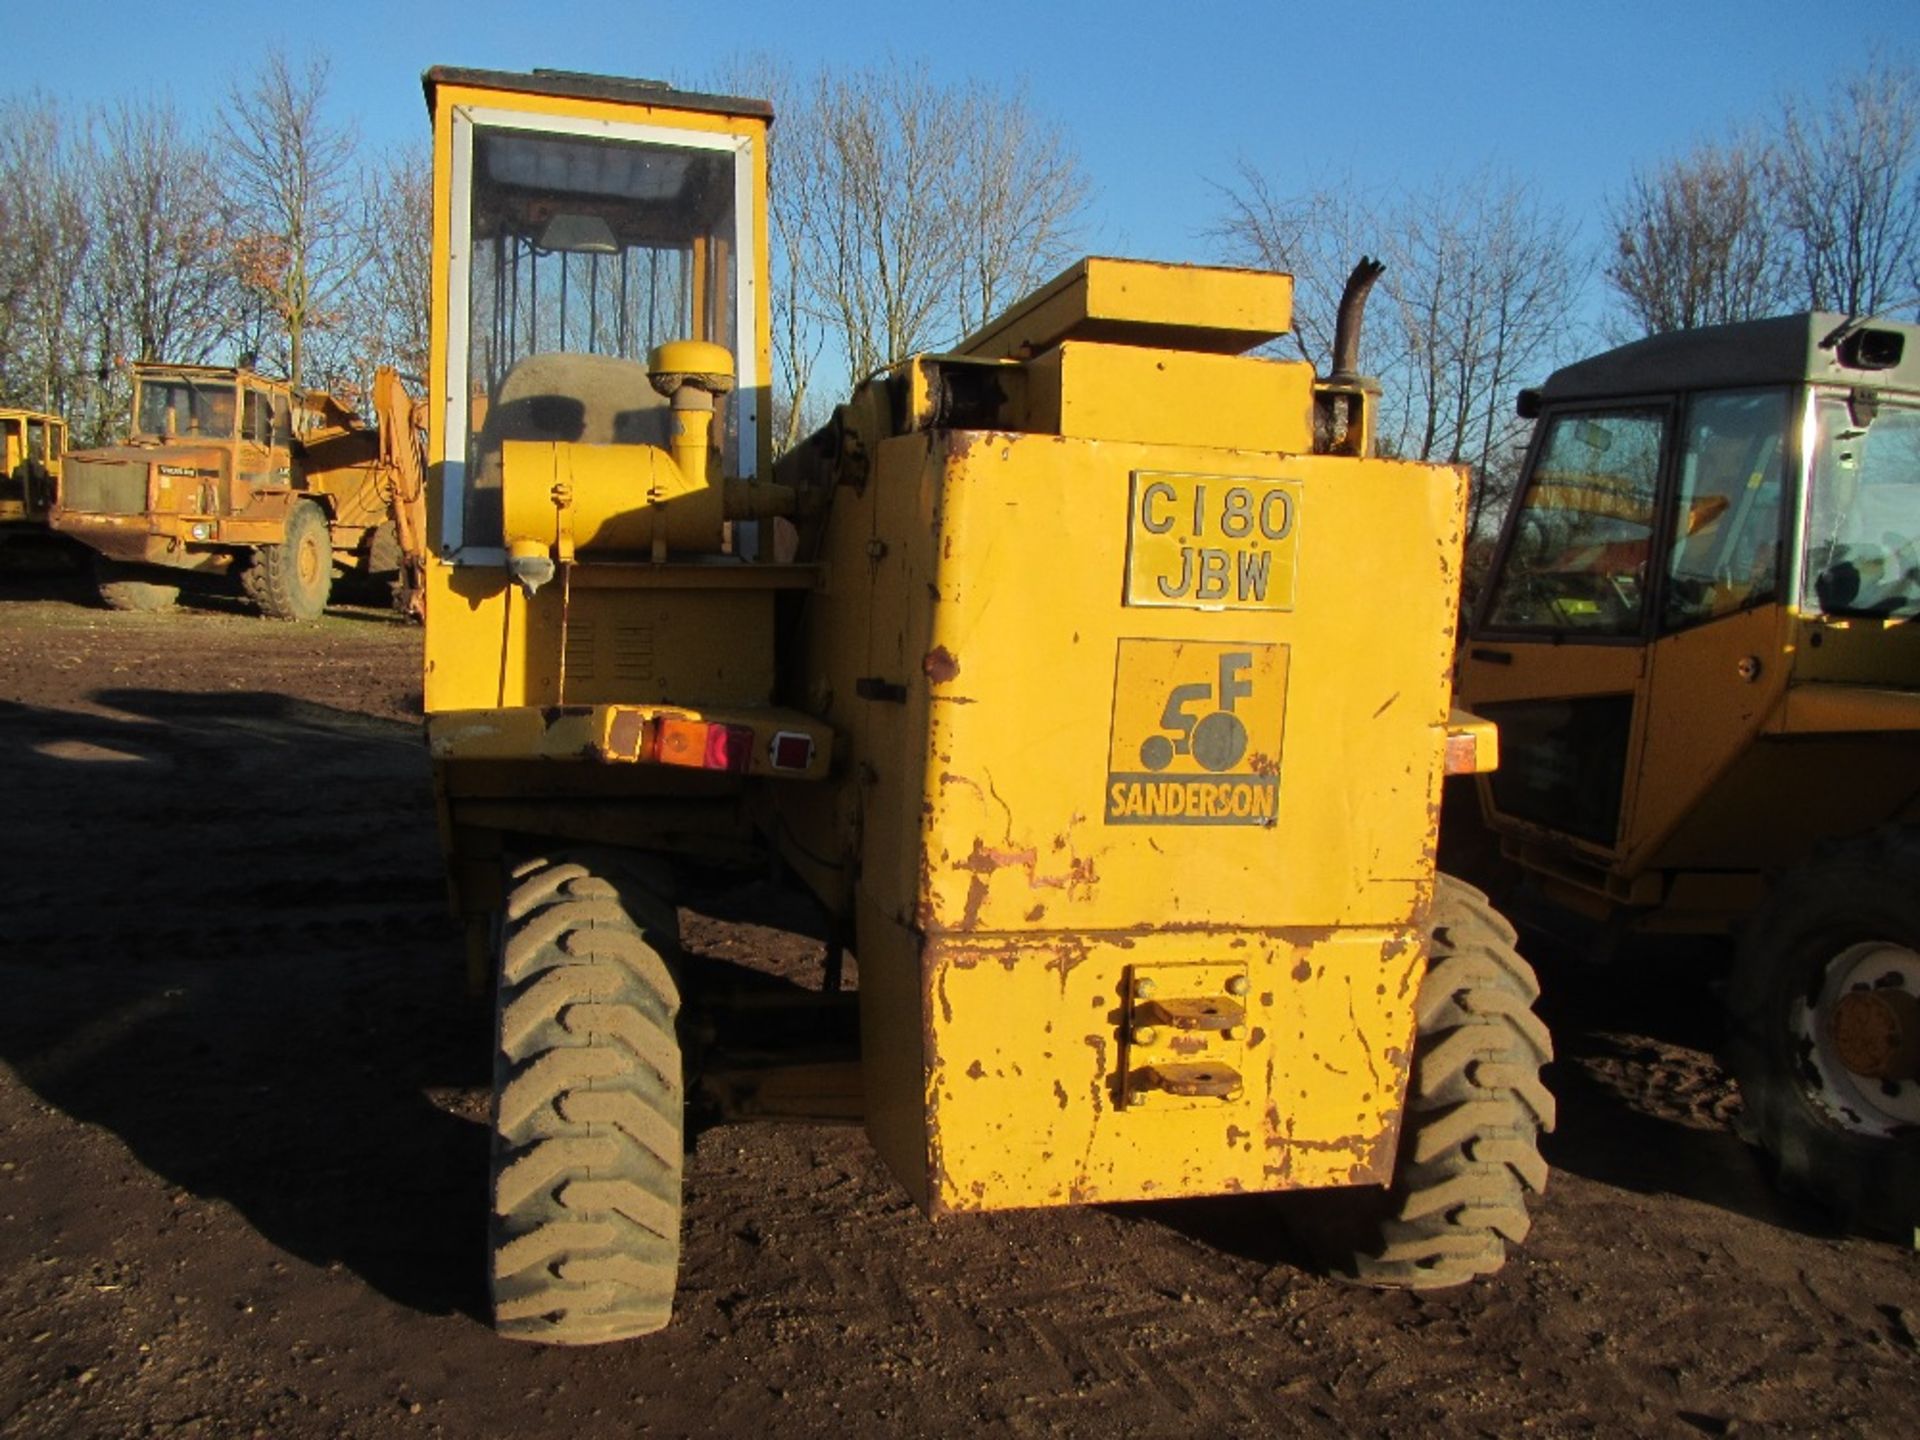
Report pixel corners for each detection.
[1793,940,1920,1135]
[297,530,321,588]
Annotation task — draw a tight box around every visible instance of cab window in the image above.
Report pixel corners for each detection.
[1803,395,1920,619]
[242,388,271,445]
[1661,389,1790,630]
[1483,408,1667,635]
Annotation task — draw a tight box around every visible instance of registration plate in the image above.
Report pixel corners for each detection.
[1124,471,1300,611]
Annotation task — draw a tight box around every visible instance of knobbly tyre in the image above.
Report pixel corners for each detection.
[1455,314,1920,1235]
[417,66,1553,1343]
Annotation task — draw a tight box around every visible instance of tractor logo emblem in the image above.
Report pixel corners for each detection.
[1106,639,1288,826]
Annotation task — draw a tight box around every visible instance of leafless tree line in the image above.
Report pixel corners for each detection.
[1209,61,1920,561]
[1606,62,1920,334]
[0,51,429,442]
[728,58,1089,449]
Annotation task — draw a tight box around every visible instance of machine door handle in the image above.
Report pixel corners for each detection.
[1469,647,1513,665]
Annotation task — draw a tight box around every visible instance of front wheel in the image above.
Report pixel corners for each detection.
[1725,827,1920,1237]
[242,500,331,620]
[490,855,686,1343]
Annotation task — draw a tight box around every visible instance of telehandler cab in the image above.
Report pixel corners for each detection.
[419,66,1552,1342]
[1457,313,1920,1234]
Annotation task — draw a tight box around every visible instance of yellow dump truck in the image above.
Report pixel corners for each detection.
[1456,314,1920,1234]
[53,363,425,617]
[419,67,1552,1343]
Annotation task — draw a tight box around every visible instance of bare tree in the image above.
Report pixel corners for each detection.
[1211,164,1585,546]
[332,143,433,399]
[943,79,1089,337]
[1772,62,1920,315]
[221,50,360,388]
[1206,160,1374,369]
[715,55,829,454]
[0,95,91,415]
[59,96,242,438]
[1605,135,1790,335]
[783,62,1089,388]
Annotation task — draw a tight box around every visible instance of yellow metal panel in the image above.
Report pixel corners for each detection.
[920,927,1419,1210]
[1774,682,1920,733]
[1025,342,1315,453]
[897,432,1466,937]
[1624,604,1791,871]
[422,560,774,711]
[957,258,1293,360]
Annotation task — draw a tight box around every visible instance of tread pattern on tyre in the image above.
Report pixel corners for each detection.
[95,557,179,612]
[1724,824,1920,1238]
[491,855,684,1344]
[243,500,331,621]
[1350,874,1555,1289]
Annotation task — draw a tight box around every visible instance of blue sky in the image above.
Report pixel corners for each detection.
[11,1,1918,310]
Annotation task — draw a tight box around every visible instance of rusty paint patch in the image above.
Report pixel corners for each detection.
[1053,1080,1069,1110]
[923,645,961,684]
[1247,750,1279,777]
[1291,958,1312,982]
[966,1059,986,1080]
[1025,903,1046,923]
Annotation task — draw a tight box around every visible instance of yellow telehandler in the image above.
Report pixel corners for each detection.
[418,66,1552,1342]
[1456,314,1920,1234]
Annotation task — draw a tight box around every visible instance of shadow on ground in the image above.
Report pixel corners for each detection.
[0,686,488,1321]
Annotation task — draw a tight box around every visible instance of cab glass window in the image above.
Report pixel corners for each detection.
[242,388,271,445]
[1483,408,1666,635]
[1661,389,1790,630]
[460,126,742,546]
[1802,395,1920,620]
[137,376,236,439]
[25,419,49,462]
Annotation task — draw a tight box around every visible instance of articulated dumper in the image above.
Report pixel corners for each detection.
[419,67,1553,1342]
[54,362,426,618]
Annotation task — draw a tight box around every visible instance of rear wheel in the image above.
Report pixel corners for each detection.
[243,500,331,620]
[490,855,685,1343]
[1725,827,1920,1237]
[1318,875,1555,1288]
[94,556,179,612]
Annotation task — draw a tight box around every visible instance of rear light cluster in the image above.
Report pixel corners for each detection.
[658,718,753,773]
[609,714,818,775]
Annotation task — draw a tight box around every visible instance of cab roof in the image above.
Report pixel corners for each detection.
[422,67,772,123]
[1537,312,1920,402]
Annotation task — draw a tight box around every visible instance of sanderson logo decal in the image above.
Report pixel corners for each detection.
[1104,638,1289,826]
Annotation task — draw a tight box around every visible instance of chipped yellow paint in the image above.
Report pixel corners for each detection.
[919,928,1422,1211]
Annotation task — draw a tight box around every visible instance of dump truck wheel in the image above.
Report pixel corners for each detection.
[1725,827,1920,1237]
[244,500,331,620]
[1333,875,1554,1288]
[490,855,685,1343]
[94,557,179,612]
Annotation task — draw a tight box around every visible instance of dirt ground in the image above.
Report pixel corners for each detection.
[1,570,1916,1439]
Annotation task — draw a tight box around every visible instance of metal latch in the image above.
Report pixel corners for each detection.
[1121,962,1251,1110]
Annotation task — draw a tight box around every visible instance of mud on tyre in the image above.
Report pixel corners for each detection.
[490,854,685,1343]
[1298,874,1554,1288]
[1724,825,1920,1238]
